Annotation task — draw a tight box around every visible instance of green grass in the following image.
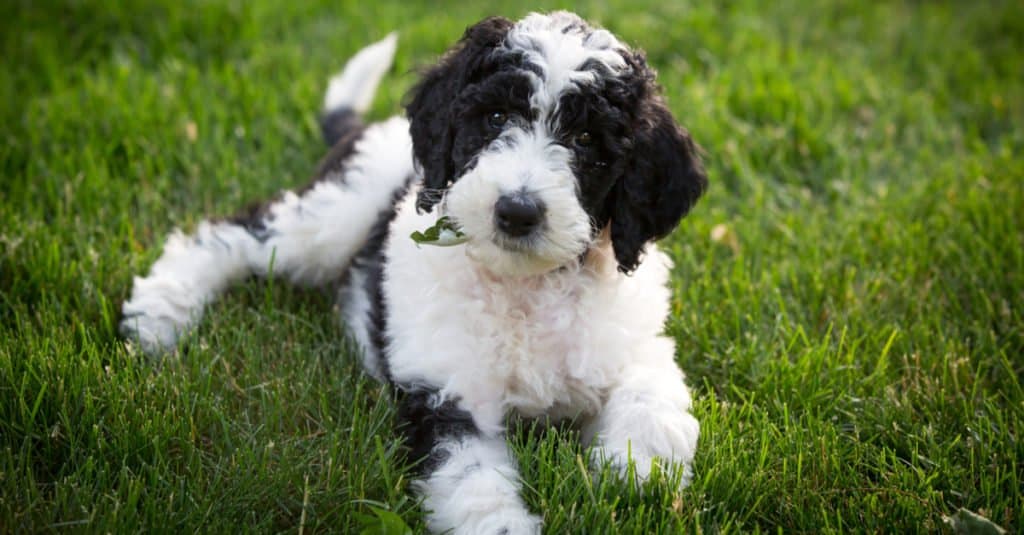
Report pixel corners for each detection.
[2,0,1022,532]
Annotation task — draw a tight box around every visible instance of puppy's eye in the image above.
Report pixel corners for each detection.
[487,111,509,130]
[575,131,594,148]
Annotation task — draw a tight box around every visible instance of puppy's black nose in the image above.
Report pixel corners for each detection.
[495,193,544,237]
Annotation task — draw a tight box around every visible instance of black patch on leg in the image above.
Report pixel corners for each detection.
[396,386,479,474]
[218,121,369,242]
[224,198,276,242]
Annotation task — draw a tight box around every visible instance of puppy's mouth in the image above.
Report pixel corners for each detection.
[496,230,592,268]
[492,232,538,254]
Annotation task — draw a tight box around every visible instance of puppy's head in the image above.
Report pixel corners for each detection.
[407,12,707,276]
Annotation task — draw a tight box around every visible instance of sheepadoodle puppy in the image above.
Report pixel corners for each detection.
[122,11,708,534]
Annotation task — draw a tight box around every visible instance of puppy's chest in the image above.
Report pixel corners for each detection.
[461,272,620,417]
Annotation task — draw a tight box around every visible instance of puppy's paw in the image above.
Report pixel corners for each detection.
[469,507,542,535]
[421,477,542,535]
[427,499,541,535]
[119,310,180,357]
[591,445,693,490]
[120,275,201,356]
[588,404,699,490]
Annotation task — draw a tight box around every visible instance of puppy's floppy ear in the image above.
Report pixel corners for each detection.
[608,53,708,273]
[405,16,513,213]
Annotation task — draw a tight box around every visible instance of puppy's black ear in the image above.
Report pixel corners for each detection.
[608,54,708,273]
[406,16,513,213]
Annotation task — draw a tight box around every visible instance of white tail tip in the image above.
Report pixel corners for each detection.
[324,32,399,115]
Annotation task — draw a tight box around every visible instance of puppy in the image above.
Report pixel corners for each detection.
[122,11,707,534]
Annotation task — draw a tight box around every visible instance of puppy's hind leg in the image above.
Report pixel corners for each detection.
[120,218,263,356]
[121,33,409,356]
[121,115,413,356]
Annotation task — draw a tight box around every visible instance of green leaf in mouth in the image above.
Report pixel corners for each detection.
[409,216,469,247]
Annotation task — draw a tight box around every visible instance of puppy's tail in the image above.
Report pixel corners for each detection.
[320,32,398,147]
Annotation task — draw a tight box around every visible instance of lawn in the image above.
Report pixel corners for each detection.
[2,0,1022,532]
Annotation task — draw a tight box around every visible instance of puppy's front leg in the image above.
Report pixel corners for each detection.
[585,347,700,486]
[398,389,541,535]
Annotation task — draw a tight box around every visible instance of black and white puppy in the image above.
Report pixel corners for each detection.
[122,11,707,534]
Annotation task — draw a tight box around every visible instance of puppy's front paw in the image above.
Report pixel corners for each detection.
[471,507,542,535]
[591,445,693,489]
[588,403,699,490]
[426,499,541,535]
[420,473,542,535]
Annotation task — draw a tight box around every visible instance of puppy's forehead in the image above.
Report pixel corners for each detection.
[503,12,628,101]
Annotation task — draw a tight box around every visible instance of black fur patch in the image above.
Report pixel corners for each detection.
[221,116,367,241]
[342,178,413,382]
[558,50,708,273]
[396,386,479,474]
[448,70,536,178]
[405,16,516,213]
[605,52,708,273]
[310,120,368,185]
[225,199,276,242]
[320,107,361,148]
[553,86,632,229]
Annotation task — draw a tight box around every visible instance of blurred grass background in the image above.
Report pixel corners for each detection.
[1,0,1022,532]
